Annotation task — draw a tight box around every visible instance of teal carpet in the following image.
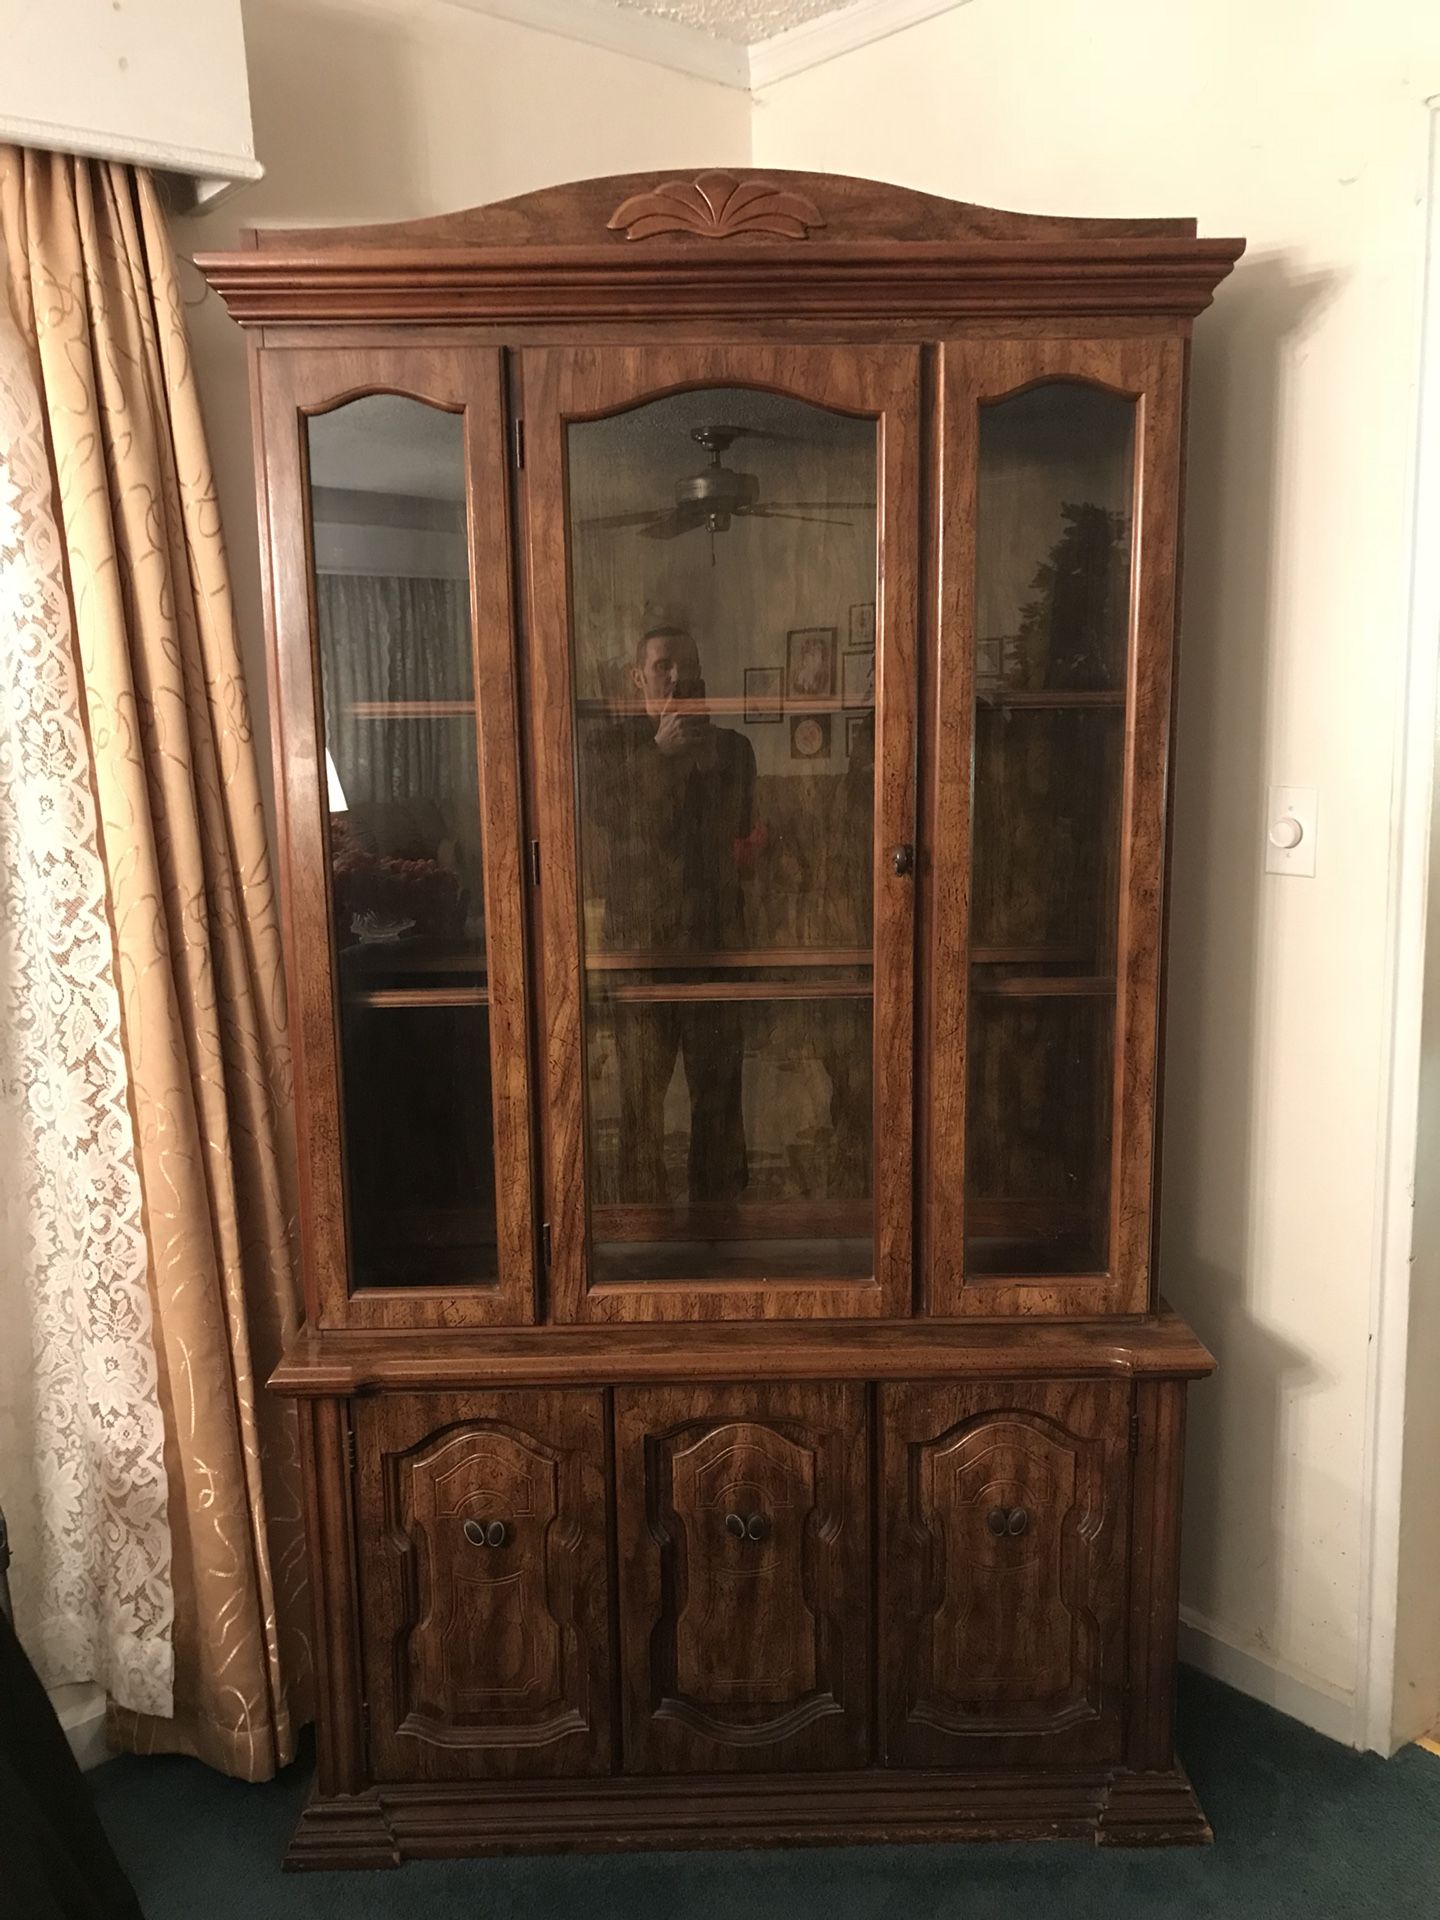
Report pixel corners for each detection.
[91,1670,1440,1919]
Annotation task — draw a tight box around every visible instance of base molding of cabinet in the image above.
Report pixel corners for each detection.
[283,1761,1211,1868]
[283,1793,403,1870]
[1095,1767,1213,1847]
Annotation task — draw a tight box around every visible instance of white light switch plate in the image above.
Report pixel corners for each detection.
[1265,784,1317,876]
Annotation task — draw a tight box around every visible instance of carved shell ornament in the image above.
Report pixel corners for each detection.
[607,172,826,241]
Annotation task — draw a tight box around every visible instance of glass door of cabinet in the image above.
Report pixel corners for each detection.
[260,348,536,1329]
[927,339,1185,1318]
[524,347,919,1322]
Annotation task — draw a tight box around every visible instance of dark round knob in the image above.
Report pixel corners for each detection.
[724,1511,747,1540]
[986,1507,1008,1537]
[890,843,915,877]
[1006,1507,1029,1537]
[745,1512,770,1543]
[463,1518,509,1548]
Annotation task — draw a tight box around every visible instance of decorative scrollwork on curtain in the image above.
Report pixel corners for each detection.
[0,285,173,1718]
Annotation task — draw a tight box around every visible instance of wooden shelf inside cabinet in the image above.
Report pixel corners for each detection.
[976,689,1125,709]
[591,979,871,1004]
[345,699,477,718]
[338,942,489,1010]
[969,945,1092,967]
[574,697,874,719]
[592,1197,874,1244]
[586,947,872,972]
[971,975,1116,999]
[346,986,490,1009]
[585,947,875,1004]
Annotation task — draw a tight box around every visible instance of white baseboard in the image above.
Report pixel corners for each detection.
[1179,1610,1357,1747]
[49,1682,110,1773]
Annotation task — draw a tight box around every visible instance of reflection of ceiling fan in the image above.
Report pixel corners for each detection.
[580,425,874,541]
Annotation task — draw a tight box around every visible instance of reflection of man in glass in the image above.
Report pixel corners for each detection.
[585,624,758,1206]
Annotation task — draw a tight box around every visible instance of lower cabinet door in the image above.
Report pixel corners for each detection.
[616,1383,869,1773]
[354,1391,611,1779]
[880,1380,1131,1767]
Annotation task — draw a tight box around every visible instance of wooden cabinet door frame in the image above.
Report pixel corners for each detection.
[354,1390,612,1779]
[879,1379,1132,1768]
[258,347,537,1330]
[926,337,1185,1318]
[522,345,920,1324]
[615,1382,869,1773]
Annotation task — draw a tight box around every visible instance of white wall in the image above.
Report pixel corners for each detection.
[753,0,1440,1741]
[172,0,751,786]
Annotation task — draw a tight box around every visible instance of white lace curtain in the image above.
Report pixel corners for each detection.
[0,273,172,1713]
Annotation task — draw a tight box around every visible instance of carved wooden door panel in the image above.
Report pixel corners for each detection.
[616,1384,868,1772]
[880,1381,1131,1767]
[355,1392,610,1779]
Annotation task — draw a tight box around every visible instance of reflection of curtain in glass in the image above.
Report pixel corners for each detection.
[315,574,483,901]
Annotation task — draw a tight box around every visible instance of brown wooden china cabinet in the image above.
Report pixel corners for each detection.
[198,170,1242,1866]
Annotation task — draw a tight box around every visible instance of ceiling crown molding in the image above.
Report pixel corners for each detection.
[748,0,971,87]
[443,0,750,87]
[441,0,971,91]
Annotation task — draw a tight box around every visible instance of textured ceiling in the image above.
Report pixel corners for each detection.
[603,0,852,45]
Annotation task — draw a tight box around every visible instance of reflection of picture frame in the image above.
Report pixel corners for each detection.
[790,713,832,760]
[842,647,876,710]
[786,626,836,700]
[743,665,783,723]
[845,713,872,760]
[849,601,876,647]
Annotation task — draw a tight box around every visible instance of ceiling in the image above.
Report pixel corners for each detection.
[457,0,968,90]
[605,0,852,44]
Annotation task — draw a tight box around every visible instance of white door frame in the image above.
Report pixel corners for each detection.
[1357,93,1440,1756]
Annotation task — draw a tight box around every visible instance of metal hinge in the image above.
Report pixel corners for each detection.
[347,1423,358,1474]
[542,1222,553,1268]
[512,418,525,469]
[529,838,541,886]
[1129,1410,1141,1455]
[360,1698,370,1745]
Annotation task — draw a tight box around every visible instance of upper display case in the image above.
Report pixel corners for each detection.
[209,171,1240,1334]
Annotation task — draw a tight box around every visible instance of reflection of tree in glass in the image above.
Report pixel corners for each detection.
[1018,503,1130,690]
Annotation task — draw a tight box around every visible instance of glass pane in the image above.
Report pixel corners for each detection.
[566,388,878,1284]
[965,996,1114,1276]
[966,382,1135,1275]
[308,396,498,1290]
[338,1003,497,1287]
[975,383,1134,693]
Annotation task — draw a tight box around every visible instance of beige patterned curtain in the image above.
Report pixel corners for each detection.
[0,146,311,1780]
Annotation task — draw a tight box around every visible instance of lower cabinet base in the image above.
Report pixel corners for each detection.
[280,1318,1219,1872]
[283,1762,1212,1869]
